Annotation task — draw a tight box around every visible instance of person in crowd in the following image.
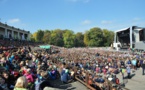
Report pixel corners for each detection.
[61,67,71,84]
[141,60,145,75]
[14,76,28,90]
[24,68,34,84]
[1,40,144,90]
[126,65,131,79]
[0,76,9,90]
[132,57,137,70]
[120,66,126,80]
[2,71,16,90]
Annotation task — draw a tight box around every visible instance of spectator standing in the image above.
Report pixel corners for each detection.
[141,60,145,75]
[126,65,131,79]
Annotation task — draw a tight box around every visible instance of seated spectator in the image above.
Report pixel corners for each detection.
[24,68,34,88]
[35,70,48,85]
[2,71,15,90]
[14,76,28,90]
[61,68,70,84]
[0,76,9,90]
[8,53,15,63]
[35,71,52,90]
[0,46,3,54]
[48,68,56,80]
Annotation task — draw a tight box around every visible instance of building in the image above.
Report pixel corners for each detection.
[0,22,30,40]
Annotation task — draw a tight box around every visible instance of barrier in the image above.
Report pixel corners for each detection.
[75,75,96,90]
[105,78,130,90]
[75,75,130,90]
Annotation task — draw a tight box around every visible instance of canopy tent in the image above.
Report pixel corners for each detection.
[39,45,51,49]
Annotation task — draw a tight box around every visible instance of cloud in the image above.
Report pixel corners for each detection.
[133,18,141,21]
[7,18,27,31]
[81,20,91,25]
[101,20,112,24]
[8,18,20,23]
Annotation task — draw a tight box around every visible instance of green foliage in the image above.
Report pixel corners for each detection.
[74,32,85,47]
[63,30,75,48]
[50,29,64,46]
[103,29,114,46]
[84,27,104,47]
[36,30,44,42]
[43,30,51,44]
[30,34,35,42]
[84,31,89,46]
[32,27,114,47]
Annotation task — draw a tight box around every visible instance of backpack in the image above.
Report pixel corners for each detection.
[115,78,119,84]
[127,60,131,64]
[100,78,105,83]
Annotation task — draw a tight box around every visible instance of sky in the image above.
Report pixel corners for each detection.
[0,0,145,33]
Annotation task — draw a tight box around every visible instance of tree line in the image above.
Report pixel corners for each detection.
[31,27,114,48]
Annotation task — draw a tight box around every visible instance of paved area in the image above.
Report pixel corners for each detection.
[117,68,145,90]
[68,81,89,90]
[67,68,145,90]
[48,79,88,90]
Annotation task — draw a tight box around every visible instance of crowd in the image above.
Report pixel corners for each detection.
[55,48,145,90]
[0,39,145,90]
[0,38,42,53]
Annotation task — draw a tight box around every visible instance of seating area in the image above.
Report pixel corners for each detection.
[0,40,145,90]
[0,39,42,51]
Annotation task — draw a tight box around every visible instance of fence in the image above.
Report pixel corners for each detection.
[75,73,130,90]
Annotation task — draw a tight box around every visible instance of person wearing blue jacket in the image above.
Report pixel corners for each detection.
[61,68,70,84]
[126,65,131,79]
[8,55,15,63]
[141,60,145,75]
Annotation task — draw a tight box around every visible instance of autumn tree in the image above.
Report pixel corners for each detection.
[74,32,84,47]
[30,34,35,42]
[63,30,75,48]
[84,27,104,47]
[103,29,114,46]
[32,27,114,47]
[36,30,44,42]
[50,29,64,46]
[43,30,51,44]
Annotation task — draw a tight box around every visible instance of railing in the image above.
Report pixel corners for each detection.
[75,75,96,90]
[75,74,130,90]
[105,79,130,90]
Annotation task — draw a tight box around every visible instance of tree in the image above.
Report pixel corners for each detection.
[103,29,114,46]
[32,32,37,41]
[36,30,44,42]
[84,31,89,46]
[43,30,51,44]
[32,27,114,47]
[74,32,84,47]
[30,34,35,42]
[84,27,104,47]
[50,29,64,46]
[63,30,75,48]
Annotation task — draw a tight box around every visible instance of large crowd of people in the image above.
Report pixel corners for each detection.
[0,39,145,90]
